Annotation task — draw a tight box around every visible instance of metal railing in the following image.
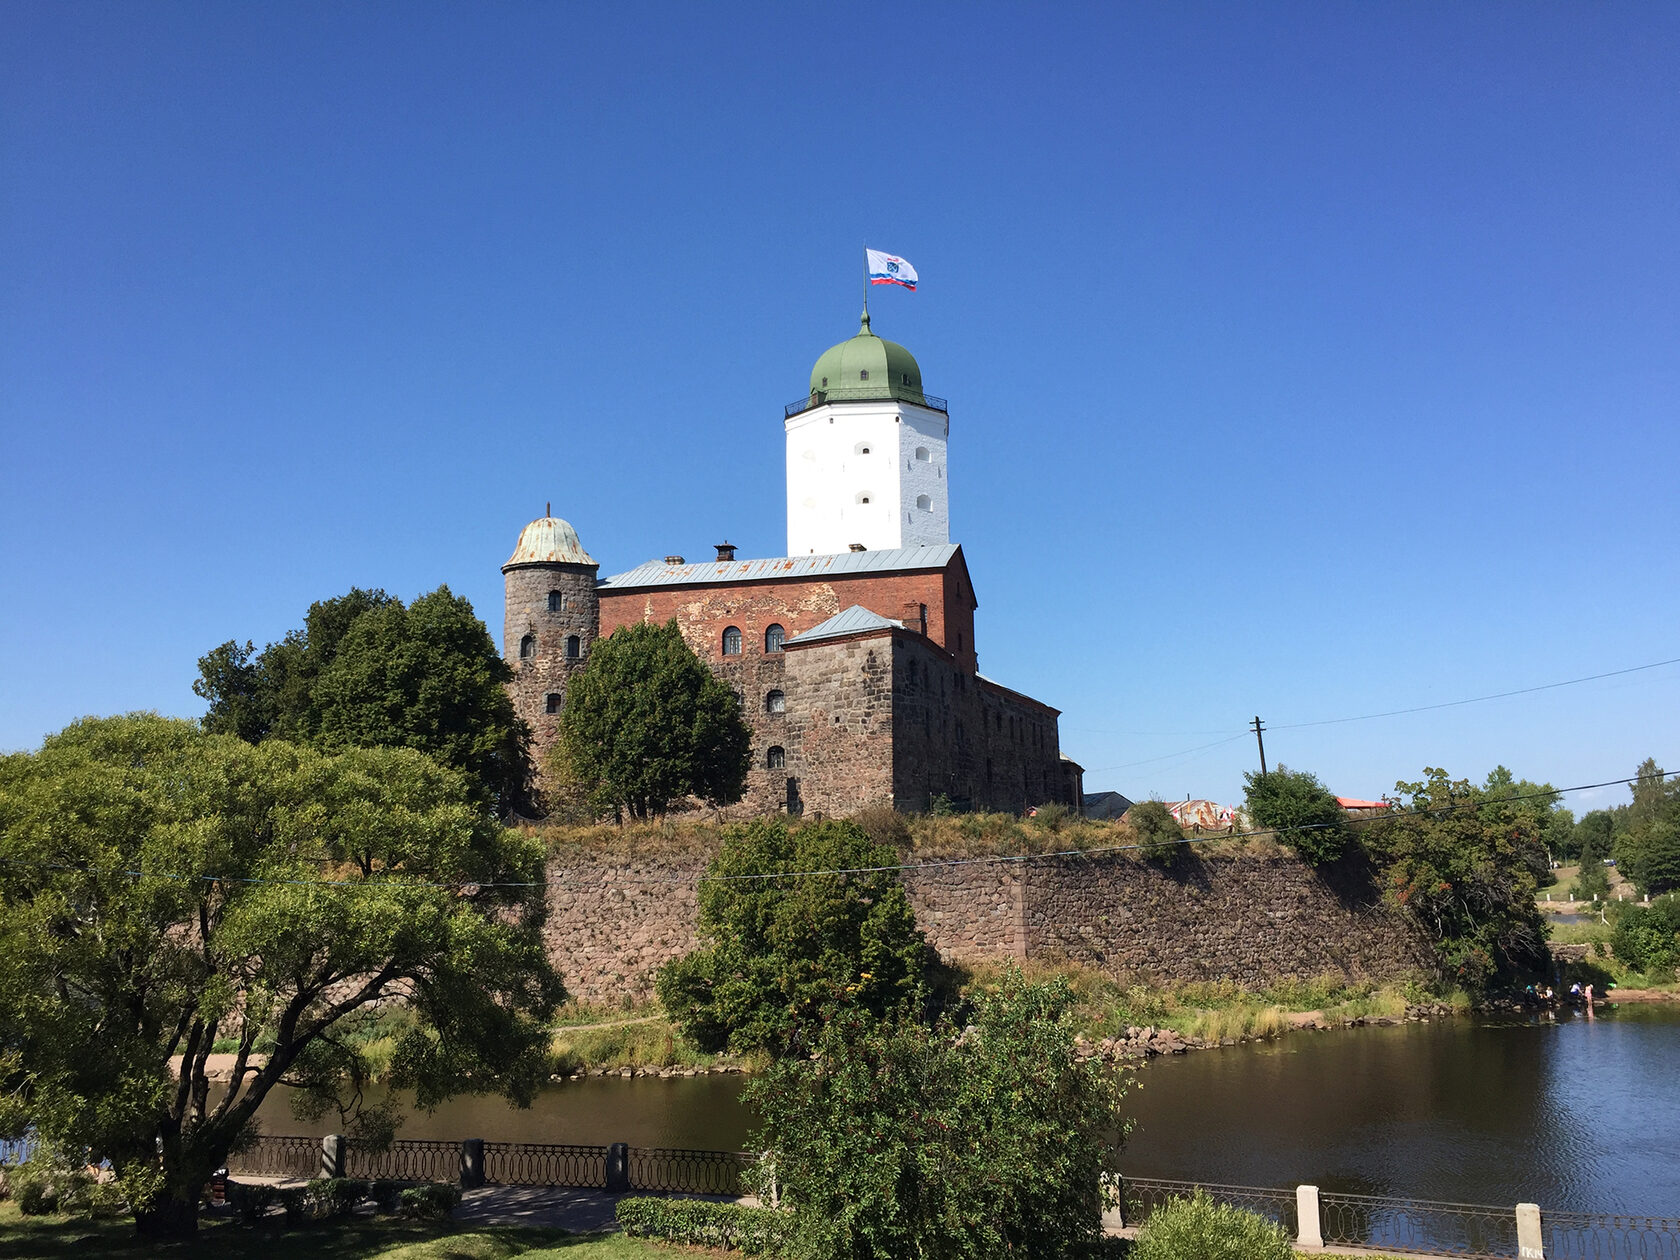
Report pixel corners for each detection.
[785,387,948,418]
[485,1141,609,1188]
[628,1146,753,1196]
[345,1138,460,1183]
[1543,1211,1680,1260]
[1320,1189,1518,1256]
[1122,1175,1298,1234]
[225,1134,318,1179]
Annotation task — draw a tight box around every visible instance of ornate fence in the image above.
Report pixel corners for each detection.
[484,1141,609,1188]
[1319,1189,1520,1256]
[346,1138,461,1183]
[1122,1175,1298,1235]
[627,1146,753,1197]
[1542,1211,1680,1260]
[225,1134,319,1179]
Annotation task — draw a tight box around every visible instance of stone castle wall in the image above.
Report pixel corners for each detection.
[543,847,1431,1005]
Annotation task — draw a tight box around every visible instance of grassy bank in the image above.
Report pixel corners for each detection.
[1542,916,1680,994]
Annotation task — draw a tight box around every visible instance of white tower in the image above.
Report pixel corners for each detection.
[784,312,950,556]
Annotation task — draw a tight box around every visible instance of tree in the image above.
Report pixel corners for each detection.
[1242,765,1350,865]
[657,819,927,1057]
[1574,810,1615,867]
[744,968,1129,1260]
[1574,822,1612,900]
[1124,799,1186,866]
[0,714,564,1238]
[193,587,527,810]
[1367,767,1549,994]
[1619,758,1680,895]
[1609,894,1680,977]
[555,619,750,819]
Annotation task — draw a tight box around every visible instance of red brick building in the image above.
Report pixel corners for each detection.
[502,318,1081,816]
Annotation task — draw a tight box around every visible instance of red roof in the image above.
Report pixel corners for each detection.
[1336,797,1390,810]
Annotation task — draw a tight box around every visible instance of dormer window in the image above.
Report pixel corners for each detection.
[858,369,869,381]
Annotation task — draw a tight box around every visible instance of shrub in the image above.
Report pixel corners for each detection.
[17,1174,58,1216]
[369,1179,406,1215]
[853,802,912,849]
[1242,766,1350,865]
[227,1181,279,1224]
[1130,1190,1293,1260]
[1610,895,1680,977]
[1125,801,1185,866]
[305,1176,368,1219]
[1032,801,1074,833]
[399,1181,461,1220]
[276,1185,309,1225]
[616,1196,793,1254]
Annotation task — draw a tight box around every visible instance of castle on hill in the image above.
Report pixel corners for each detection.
[500,314,1082,817]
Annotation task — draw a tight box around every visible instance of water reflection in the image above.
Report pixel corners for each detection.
[250,1005,1680,1213]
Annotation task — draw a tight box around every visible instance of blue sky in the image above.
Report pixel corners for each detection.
[4,3,1676,815]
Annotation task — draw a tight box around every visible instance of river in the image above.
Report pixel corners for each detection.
[253,1004,1680,1215]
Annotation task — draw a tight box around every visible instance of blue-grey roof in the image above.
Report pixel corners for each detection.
[784,605,903,647]
[598,543,960,591]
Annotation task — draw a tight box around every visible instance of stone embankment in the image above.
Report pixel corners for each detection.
[1074,1002,1460,1063]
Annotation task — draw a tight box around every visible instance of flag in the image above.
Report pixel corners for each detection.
[866,249,918,290]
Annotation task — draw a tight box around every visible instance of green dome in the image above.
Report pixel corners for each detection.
[807,312,928,407]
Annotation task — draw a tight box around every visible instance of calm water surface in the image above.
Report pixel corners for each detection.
[255,1005,1680,1214]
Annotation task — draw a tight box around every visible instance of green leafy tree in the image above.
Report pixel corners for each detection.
[1242,765,1350,865]
[745,967,1129,1260]
[1368,767,1549,994]
[193,586,526,810]
[1573,810,1615,869]
[1619,758,1680,895]
[657,819,927,1057]
[555,619,750,820]
[1574,823,1612,900]
[0,714,564,1238]
[1125,799,1186,866]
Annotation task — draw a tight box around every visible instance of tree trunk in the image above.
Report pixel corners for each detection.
[133,1193,200,1238]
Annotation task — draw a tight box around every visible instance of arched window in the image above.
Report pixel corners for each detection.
[767,745,786,770]
[916,494,931,510]
[519,634,536,660]
[545,693,562,714]
[722,626,742,656]
[854,441,872,456]
[765,624,785,653]
[547,590,566,612]
[566,635,581,659]
[855,491,872,505]
[765,689,785,714]
[914,446,929,461]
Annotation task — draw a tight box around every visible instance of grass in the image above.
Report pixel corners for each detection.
[547,1017,736,1075]
[0,1203,667,1260]
[958,960,1449,1046]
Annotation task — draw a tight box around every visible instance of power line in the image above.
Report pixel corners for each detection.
[4,768,1671,893]
[1271,655,1680,731]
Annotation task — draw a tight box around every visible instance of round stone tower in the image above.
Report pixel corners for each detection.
[502,509,600,779]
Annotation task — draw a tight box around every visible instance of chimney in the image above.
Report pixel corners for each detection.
[664,555,685,565]
[848,542,867,552]
[715,542,736,562]
[902,601,927,636]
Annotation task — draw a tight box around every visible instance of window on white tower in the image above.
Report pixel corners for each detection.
[916,494,931,510]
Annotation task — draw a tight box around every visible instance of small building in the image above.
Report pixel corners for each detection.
[1082,790,1134,821]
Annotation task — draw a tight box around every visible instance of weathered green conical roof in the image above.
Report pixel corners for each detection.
[807,312,927,406]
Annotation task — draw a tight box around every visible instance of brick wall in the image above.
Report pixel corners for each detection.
[543,847,1430,1004]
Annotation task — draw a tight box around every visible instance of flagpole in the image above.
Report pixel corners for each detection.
[861,244,868,321]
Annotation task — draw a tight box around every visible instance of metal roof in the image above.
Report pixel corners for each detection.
[784,605,903,647]
[503,516,598,569]
[598,543,960,591]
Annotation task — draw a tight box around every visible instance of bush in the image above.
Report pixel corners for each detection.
[369,1179,406,1215]
[1242,767,1350,865]
[1032,801,1074,833]
[1610,895,1680,977]
[227,1181,279,1225]
[276,1185,309,1225]
[399,1181,461,1220]
[1125,801,1185,866]
[1130,1190,1293,1260]
[305,1176,369,1219]
[616,1196,793,1254]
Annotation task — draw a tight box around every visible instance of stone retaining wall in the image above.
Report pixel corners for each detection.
[543,849,1430,1005]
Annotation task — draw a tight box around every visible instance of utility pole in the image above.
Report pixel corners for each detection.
[1250,715,1268,777]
